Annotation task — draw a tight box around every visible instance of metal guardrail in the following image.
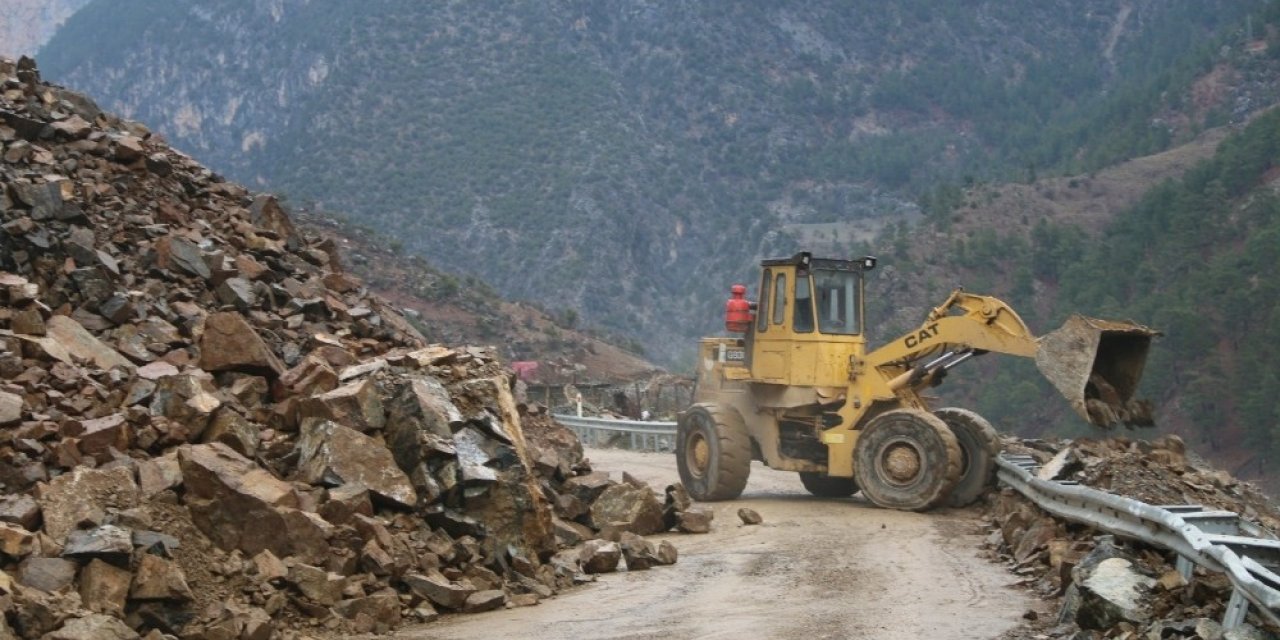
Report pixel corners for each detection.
[997,454,1280,630]
[553,414,677,452]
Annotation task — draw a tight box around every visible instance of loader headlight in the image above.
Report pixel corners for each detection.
[861,256,877,271]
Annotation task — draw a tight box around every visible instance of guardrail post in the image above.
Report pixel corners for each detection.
[1222,588,1249,629]
[1176,556,1194,581]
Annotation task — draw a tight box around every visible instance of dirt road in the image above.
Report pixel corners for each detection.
[400,448,1032,640]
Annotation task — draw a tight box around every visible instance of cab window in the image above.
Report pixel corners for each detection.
[793,274,814,333]
[814,269,860,335]
[771,273,787,325]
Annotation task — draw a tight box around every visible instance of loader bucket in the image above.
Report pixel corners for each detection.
[1035,315,1159,430]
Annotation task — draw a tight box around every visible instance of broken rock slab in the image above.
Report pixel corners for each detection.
[40,613,140,640]
[298,377,384,433]
[129,554,194,602]
[38,465,138,543]
[335,591,402,627]
[295,419,416,508]
[0,390,21,426]
[618,532,659,571]
[462,590,505,614]
[61,524,132,561]
[78,558,131,615]
[0,522,35,558]
[201,406,259,457]
[18,556,78,592]
[287,563,346,606]
[0,493,41,530]
[402,570,475,610]
[579,539,621,574]
[562,472,614,505]
[136,454,182,498]
[17,315,134,372]
[149,374,220,441]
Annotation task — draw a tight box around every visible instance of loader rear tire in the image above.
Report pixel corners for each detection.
[798,472,858,498]
[853,409,961,511]
[677,404,751,501]
[934,408,1001,508]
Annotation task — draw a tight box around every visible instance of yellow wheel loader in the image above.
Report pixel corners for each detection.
[677,252,1157,511]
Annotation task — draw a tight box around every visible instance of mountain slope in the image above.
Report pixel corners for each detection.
[37,0,1274,364]
[292,209,661,383]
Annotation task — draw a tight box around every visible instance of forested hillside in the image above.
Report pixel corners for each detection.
[37,0,1277,363]
[904,108,1280,488]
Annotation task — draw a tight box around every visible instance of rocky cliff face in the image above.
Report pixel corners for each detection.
[0,0,90,58]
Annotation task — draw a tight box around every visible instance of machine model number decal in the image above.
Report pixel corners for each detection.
[903,323,940,349]
[725,349,746,361]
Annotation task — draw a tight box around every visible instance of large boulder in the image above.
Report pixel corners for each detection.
[198,312,284,376]
[448,377,556,560]
[296,420,416,508]
[1061,538,1156,629]
[385,377,461,463]
[588,483,666,535]
[179,443,329,562]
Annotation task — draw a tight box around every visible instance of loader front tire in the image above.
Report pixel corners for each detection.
[799,472,858,498]
[677,404,751,501]
[854,409,962,511]
[934,408,1001,508]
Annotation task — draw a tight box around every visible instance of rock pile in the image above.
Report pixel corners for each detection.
[987,436,1280,639]
[0,56,689,639]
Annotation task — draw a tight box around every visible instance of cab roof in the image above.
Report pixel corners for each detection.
[760,252,876,272]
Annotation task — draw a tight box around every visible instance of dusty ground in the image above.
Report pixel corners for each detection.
[399,448,1032,640]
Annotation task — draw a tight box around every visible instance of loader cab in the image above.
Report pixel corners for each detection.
[749,252,876,386]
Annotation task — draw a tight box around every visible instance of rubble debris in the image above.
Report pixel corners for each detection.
[737,508,763,525]
[988,437,1280,639]
[0,56,688,638]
